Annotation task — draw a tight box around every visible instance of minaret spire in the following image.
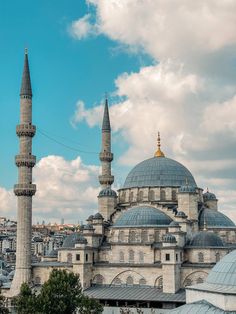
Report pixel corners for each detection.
[154,132,165,157]
[99,96,114,189]
[10,50,36,296]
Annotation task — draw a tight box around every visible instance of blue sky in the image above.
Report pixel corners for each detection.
[0,1,236,223]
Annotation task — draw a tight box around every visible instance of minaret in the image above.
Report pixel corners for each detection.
[10,49,36,295]
[98,97,117,221]
[98,97,114,189]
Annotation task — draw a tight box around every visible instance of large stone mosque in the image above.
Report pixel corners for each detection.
[6,51,236,312]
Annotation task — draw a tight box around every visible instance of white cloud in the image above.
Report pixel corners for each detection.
[69,14,96,39]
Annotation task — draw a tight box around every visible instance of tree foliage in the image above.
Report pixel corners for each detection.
[14,270,103,314]
[0,292,9,314]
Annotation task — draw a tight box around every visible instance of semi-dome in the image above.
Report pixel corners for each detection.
[176,211,187,218]
[163,233,177,243]
[113,205,172,227]
[93,212,103,220]
[123,157,196,189]
[99,187,117,197]
[206,249,236,288]
[188,231,224,247]
[179,184,196,193]
[199,208,235,229]
[62,233,88,248]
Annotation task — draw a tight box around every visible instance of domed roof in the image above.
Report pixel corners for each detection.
[206,250,236,288]
[123,157,196,189]
[169,221,180,227]
[93,212,103,220]
[99,187,117,197]
[203,191,217,201]
[87,215,94,221]
[188,231,224,247]
[113,205,172,227]
[199,208,235,229]
[163,233,177,243]
[62,233,82,248]
[176,211,187,218]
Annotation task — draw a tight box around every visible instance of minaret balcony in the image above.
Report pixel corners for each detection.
[99,152,113,162]
[99,175,114,185]
[14,184,36,196]
[15,155,36,167]
[16,124,36,137]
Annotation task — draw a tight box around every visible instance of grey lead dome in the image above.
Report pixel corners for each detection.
[123,157,197,188]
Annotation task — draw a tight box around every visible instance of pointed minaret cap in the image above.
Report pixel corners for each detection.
[20,48,32,97]
[154,132,165,157]
[102,95,111,131]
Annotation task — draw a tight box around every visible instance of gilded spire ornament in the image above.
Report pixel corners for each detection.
[154,132,165,157]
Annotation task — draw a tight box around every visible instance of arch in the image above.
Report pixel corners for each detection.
[129,250,134,263]
[112,277,122,286]
[183,271,208,287]
[110,270,143,287]
[198,252,204,263]
[129,191,134,202]
[129,230,136,242]
[34,276,41,285]
[121,191,126,202]
[149,190,155,201]
[172,190,177,201]
[138,190,144,202]
[119,251,124,263]
[184,278,192,287]
[126,276,133,286]
[139,251,144,263]
[215,252,220,263]
[154,276,163,289]
[139,278,146,286]
[141,230,148,242]
[118,230,125,242]
[93,274,104,285]
[67,253,72,263]
[160,189,166,201]
[154,230,160,242]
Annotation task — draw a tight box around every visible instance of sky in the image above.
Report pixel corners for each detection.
[0,0,236,224]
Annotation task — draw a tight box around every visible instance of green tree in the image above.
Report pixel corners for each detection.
[13,283,38,314]
[78,295,103,314]
[0,292,9,314]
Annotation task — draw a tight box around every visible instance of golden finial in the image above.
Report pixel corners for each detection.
[154,132,165,157]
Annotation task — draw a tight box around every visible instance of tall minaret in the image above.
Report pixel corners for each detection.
[10,49,36,295]
[98,97,114,189]
[98,98,117,221]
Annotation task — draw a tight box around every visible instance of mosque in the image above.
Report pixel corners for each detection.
[7,51,236,312]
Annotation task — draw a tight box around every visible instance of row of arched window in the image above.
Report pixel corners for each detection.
[185,277,204,287]
[198,252,220,263]
[120,189,177,202]
[119,250,144,263]
[112,276,147,286]
[118,230,160,243]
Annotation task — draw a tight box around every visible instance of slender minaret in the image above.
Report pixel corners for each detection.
[98,97,117,221]
[10,49,36,295]
[98,97,114,189]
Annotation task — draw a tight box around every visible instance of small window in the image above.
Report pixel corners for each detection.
[126,276,133,286]
[160,190,166,201]
[149,190,155,201]
[215,252,220,262]
[166,253,170,261]
[76,254,80,261]
[67,253,72,263]
[172,190,177,201]
[139,251,144,263]
[185,278,192,287]
[129,191,134,202]
[119,251,124,262]
[129,230,136,242]
[129,250,134,263]
[85,253,88,262]
[176,253,178,261]
[138,190,143,201]
[198,252,204,263]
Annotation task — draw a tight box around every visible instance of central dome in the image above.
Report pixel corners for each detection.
[113,205,172,227]
[123,157,196,188]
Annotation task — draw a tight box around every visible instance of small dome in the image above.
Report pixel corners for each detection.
[169,221,180,227]
[199,208,235,229]
[179,185,196,193]
[113,205,172,227]
[188,231,224,247]
[75,234,87,244]
[206,250,236,288]
[93,213,103,220]
[62,233,82,248]
[87,215,94,221]
[203,191,217,201]
[163,233,177,243]
[123,157,197,189]
[176,211,187,218]
[99,187,117,197]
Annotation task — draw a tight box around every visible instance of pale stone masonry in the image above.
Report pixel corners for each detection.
[10,50,36,296]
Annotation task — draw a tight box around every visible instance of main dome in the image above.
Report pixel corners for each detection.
[123,157,196,188]
[113,205,172,227]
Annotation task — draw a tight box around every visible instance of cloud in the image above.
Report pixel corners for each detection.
[69,14,96,39]
[0,155,100,224]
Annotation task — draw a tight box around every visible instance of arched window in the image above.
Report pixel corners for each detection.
[196,277,203,284]
[138,190,143,201]
[149,190,155,201]
[157,277,163,289]
[185,278,192,287]
[160,190,166,201]
[126,276,133,286]
[141,230,148,242]
[198,252,204,263]
[93,274,104,285]
[121,191,126,202]
[129,191,134,202]
[35,276,41,286]
[154,230,160,242]
[172,190,177,201]
[139,251,144,263]
[113,278,122,286]
[215,252,220,262]
[67,253,72,263]
[129,230,136,242]
[129,250,134,263]
[118,230,125,242]
[139,278,146,286]
[119,251,124,262]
